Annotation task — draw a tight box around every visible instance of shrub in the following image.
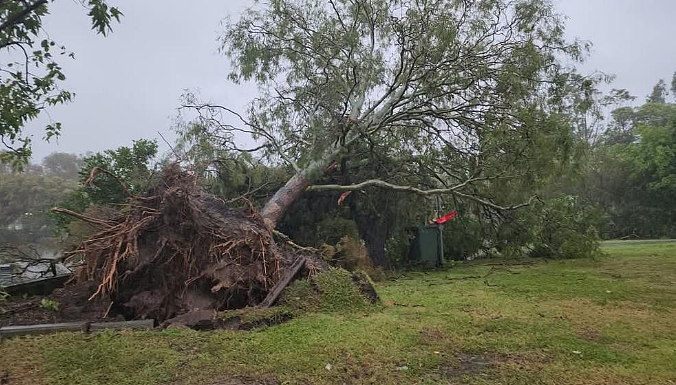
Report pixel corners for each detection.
[39,298,60,311]
[528,195,603,259]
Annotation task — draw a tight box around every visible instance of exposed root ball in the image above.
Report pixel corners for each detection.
[68,167,286,322]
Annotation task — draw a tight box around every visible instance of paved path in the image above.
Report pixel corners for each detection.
[600,239,676,248]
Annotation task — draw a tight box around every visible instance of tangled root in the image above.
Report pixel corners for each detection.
[60,166,287,322]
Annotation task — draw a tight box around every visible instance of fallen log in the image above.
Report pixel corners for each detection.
[258,257,306,308]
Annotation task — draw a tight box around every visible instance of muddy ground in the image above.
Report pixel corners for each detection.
[0,282,116,327]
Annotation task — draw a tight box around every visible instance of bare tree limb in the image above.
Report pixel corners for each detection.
[307,179,536,211]
[50,207,116,228]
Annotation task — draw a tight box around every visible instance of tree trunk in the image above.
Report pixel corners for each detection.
[349,195,393,270]
[260,172,311,229]
[260,156,335,229]
[358,222,392,270]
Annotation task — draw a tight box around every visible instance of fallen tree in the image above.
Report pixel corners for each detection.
[177,0,605,267]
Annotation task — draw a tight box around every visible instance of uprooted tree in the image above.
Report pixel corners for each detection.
[43,0,606,324]
[177,0,602,267]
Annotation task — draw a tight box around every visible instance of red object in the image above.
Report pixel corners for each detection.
[430,211,457,225]
[337,191,352,206]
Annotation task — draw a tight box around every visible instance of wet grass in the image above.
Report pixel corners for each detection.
[1,241,675,385]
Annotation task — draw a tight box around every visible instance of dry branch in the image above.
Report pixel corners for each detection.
[49,207,115,228]
[82,166,154,201]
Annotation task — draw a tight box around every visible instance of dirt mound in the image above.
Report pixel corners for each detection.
[60,166,298,322]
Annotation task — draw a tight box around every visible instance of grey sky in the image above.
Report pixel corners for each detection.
[25,0,676,162]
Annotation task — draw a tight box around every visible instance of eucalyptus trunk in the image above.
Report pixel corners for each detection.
[260,157,334,229]
[260,173,311,229]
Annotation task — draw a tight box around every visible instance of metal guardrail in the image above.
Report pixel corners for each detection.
[0,319,154,338]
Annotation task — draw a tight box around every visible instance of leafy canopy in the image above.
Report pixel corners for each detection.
[183,0,600,212]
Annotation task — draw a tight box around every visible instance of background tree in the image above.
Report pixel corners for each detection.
[601,102,676,237]
[647,79,668,104]
[567,73,676,239]
[0,0,122,168]
[0,155,77,247]
[54,139,158,233]
[41,152,83,180]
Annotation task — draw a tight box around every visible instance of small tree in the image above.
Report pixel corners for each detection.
[647,79,668,104]
[54,139,158,234]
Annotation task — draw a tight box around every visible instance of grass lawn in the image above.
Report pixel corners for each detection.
[1,241,675,385]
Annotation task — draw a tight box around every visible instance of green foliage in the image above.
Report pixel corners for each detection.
[620,121,676,195]
[0,0,122,167]
[0,170,77,246]
[441,215,491,260]
[284,213,360,248]
[580,85,676,239]
[321,236,386,281]
[384,233,411,266]
[323,237,368,269]
[80,139,158,205]
[528,196,603,259]
[647,79,668,104]
[424,193,603,262]
[54,140,158,233]
[39,298,60,311]
[314,218,360,245]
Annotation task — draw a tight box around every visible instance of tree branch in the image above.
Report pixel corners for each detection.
[0,0,47,34]
[307,179,536,211]
[49,207,116,228]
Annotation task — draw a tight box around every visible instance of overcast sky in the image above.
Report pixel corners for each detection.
[24,0,676,162]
